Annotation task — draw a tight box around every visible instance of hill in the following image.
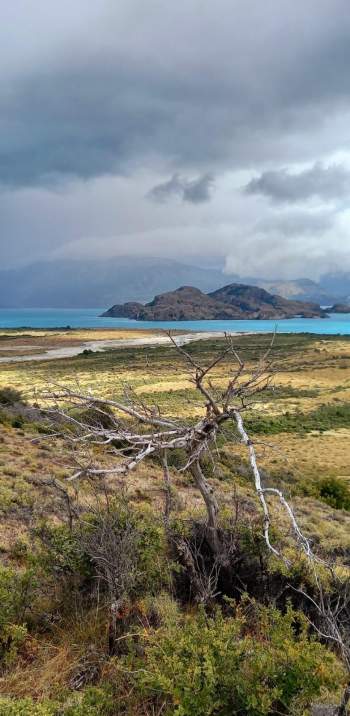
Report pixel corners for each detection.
[102,282,327,320]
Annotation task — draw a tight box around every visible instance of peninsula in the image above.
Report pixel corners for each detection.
[102,283,327,321]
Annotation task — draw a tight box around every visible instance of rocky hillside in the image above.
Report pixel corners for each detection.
[102,283,327,320]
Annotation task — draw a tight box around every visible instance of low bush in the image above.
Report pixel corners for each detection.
[0,688,114,716]
[318,476,350,511]
[36,501,169,616]
[137,600,343,716]
[0,566,35,668]
[0,699,56,716]
[0,388,24,407]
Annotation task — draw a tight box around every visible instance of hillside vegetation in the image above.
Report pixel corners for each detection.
[0,332,349,713]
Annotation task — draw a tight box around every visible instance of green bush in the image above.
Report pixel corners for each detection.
[0,689,114,716]
[137,601,343,715]
[318,476,350,511]
[81,501,169,598]
[37,524,90,577]
[37,501,168,601]
[0,566,35,667]
[0,387,24,406]
[0,699,57,716]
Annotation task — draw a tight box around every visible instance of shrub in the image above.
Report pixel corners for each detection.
[137,601,343,716]
[11,416,24,429]
[61,688,114,716]
[0,689,114,716]
[0,566,35,667]
[318,476,350,511]
[0,387,24,407]
[0,699,57,716]
[36,524,91,584]
[81,501,169,599]
[37,502,168,608]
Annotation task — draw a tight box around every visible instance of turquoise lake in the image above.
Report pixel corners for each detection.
[1,308,350,334]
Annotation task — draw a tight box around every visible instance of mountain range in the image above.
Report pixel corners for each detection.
[102,284,327,321]
[1,256,350,308]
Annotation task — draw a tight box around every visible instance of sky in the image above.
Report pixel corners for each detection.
[2,0,350,279]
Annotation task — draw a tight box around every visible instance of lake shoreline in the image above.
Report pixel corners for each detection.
[0,331,231,364]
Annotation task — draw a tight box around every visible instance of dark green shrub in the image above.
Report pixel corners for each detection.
[318,477,350,511]
[11,416,24,429]
[137,601,343,715]
[0,566,35,668]
[0,387,24,406]
[36,524,90,578]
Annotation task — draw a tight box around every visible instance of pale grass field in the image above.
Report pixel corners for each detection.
[0,331,350,559]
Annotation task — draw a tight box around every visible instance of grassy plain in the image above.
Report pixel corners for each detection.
[1,331,350,555]
[0,330,350,711]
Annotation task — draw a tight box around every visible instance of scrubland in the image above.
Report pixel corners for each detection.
[0,332,350,714]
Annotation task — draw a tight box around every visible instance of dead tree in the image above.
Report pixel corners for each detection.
[41,333,312,565]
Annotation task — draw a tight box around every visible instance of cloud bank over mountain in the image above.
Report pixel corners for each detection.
[2,0,350,279]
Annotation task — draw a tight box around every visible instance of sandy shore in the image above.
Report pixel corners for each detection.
[0,331,225,364]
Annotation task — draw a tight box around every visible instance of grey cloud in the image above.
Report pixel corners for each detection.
[256,208,336,236]
[147,174,184,202]
[2,0,350,279]
[183,174,214,203]
[245,163,350,203]
[2,1,350,188]
[148,173,214,204]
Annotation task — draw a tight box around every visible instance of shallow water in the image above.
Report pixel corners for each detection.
[1,307,350,334]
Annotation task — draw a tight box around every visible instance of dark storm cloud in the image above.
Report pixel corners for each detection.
[2,1,350,188]
[245,164,350,203]
[148,173,214,203]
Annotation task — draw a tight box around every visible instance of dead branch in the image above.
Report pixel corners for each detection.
[39,333,313,563]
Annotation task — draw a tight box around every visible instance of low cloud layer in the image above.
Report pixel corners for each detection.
[245,163,350,203]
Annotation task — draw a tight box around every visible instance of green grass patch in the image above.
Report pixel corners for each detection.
[246,402,350,435]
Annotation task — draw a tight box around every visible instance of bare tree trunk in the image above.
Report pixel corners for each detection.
[161,450,172,529]
[190,460,221,556]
